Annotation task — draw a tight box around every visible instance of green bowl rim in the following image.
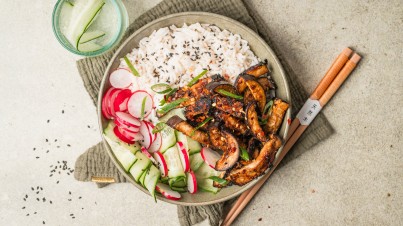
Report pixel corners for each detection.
[52,0,129,56]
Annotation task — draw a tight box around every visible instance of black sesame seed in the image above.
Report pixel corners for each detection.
[62,110,64,114]
[22,206,25,209]
[47,120,50,123]
[36,157,40,159]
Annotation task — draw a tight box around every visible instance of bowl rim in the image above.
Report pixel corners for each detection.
[97,12,291,206]
[52,0,129,56]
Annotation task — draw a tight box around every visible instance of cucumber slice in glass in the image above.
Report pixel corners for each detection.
[79,30,105,44]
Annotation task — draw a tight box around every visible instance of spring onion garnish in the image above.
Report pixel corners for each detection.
[263,99,274,116]
[140,96,147,120]
[123,56,140,77]
[152,122,166,134]
[217,89,243,100]
[208,176,229,186]
[157,98,188,115]
[190,117,213,136]
[159,88,178,106]
[187,69,208,87]
[240,147,250,161]
[151,83,172,94]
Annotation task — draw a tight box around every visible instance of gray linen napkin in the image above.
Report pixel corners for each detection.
[74,0,335,225]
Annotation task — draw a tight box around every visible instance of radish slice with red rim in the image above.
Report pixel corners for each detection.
[138,121,152,149]
[200,147,221,169]
[104,88,119,118]
[120,128,143,141]
[127,90,154,119]
[113,118,140,133]
[141,147,157,165]
[115,112,141,128]
[101,89,113,119]
[153,151,168,177]
[156,183,181,200]
[108,89,122,118]
[113,89,132,112]
[148,133,162,153]
[113,126,135,144]
[145,121,157,142]
[187,171,197,194]
[110,68,133,89]
[177,142,190,172]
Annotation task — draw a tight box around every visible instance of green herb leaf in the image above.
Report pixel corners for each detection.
[140,96,147,120]
[208,176,229,186]
[157,98,188,115]
[240,147,250,161]
[152,122,166,134]
[191,117,213,136]
[263,100,274,116]
[159,88,178,106]
[187,69,208,87]
[123,56,140,77]
[217,89,243,100]
[151,83,172,94]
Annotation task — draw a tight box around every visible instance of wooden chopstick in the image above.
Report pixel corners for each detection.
[221,51,361,226]
[286,47,353,142]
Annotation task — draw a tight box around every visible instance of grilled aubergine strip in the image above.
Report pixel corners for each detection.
[213,111,248,135]
[166,115,210,146]
[215,131,240,171]
[212,95,244,118]
[208,123,228,151]
[245,102,267,142]
[245,80,266,113]
[264,98,289,134]
[242,60,270,78]
[226,135,282,186]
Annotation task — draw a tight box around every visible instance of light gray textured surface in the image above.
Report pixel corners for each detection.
[0,0,402,225]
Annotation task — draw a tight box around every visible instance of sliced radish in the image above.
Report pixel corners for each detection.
[153,151,168,177]
[177,142,190,172]
[101,93,112,119]
[141,147,157,165]
[138,121,152,148]
[145,121,157,142]
[148,133,162,153]
[127,90,154,118]
[110,68,133,88]
[113,118,140,133]
[108,89,122,117]
[113,126,135,144]
[102,88,118,118]
[120,128,143,142]
[187,171,197,194]
[156,183,181,200]
[115,112,141,128]
[200,147,221,169]
[113,89,132,112]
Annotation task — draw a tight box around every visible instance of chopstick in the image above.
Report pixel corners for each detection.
[221,50,361,226]
[286,47,353,142]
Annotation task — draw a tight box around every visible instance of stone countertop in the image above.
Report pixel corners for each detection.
[0,0,402,225]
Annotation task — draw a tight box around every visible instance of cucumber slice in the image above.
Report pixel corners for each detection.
[176,131,201,155]
[169,176,186,188]
[104,135,137,172]
[158,108,186,122]
[190,152,204,171]
[170,186,187,193]
[159,126,176,154]
[163,146,185,178]
[79,30,105,44]
[139,165,151,186]
[66,0,105,50]
[77,41,102,52]
[129,151,152,182]
[144,165,161,200]
[103,121,141,154]
[194,163,221,194]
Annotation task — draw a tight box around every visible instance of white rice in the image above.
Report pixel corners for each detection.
[120,23,259,93]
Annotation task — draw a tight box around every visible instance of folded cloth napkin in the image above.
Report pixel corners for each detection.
[74,0,335,225]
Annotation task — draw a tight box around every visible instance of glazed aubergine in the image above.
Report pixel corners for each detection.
[162,60,289,188]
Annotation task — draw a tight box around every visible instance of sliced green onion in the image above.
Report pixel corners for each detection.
[217,89,243,100]
[123,56,140,77]
[151,83,172,94]
[66,1,74,6]
[240,147,250,161]
[157,98,188,115]
[187,69,208,87]
[152,122,166,134]
[140,96,147,120]
[263,100,274,116]
[159,88,178,106]
[208,176,229,186]
[190,117,213,136]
